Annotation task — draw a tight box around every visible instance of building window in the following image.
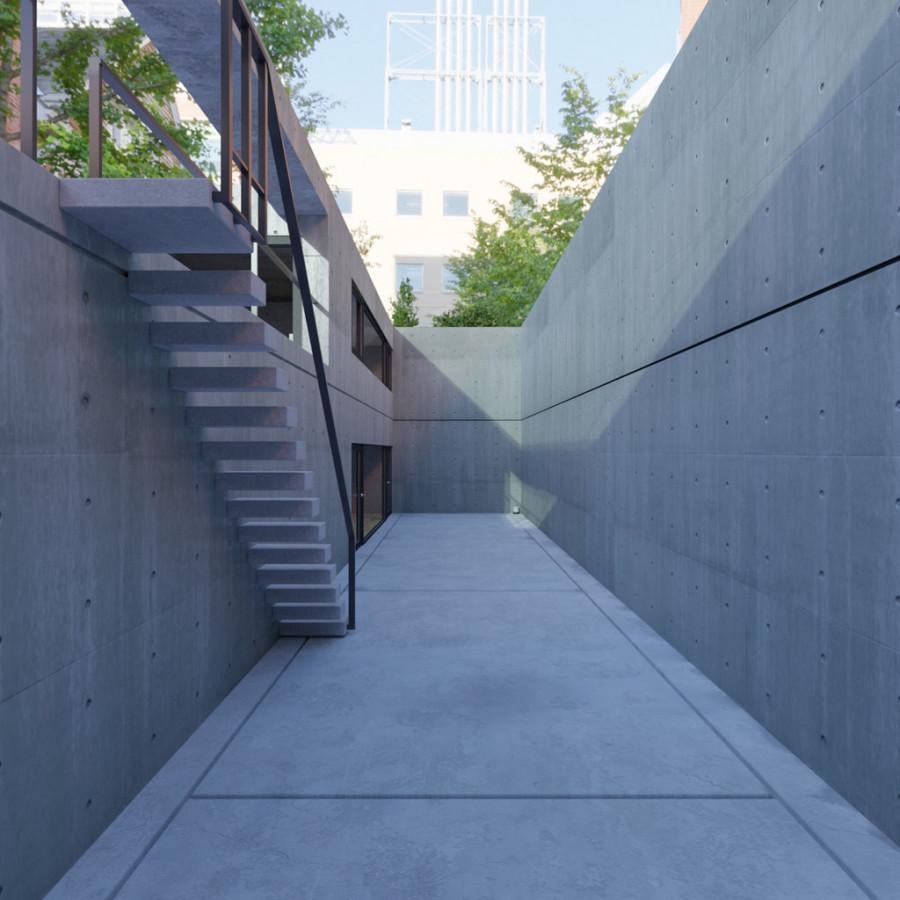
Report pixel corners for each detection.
[441,265,458,293]
[443,191,469,217]
[396,263,424,292]
[333,189,352,214]
[396,190,423,216]
[352,285,391,389]
[511,192,538,221]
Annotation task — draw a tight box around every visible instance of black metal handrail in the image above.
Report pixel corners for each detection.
[15,0,356,629]
[222,0,357,629]
[87,56,209,179]
[20,0,37,159]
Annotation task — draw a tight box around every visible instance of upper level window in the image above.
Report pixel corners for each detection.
[397,190,423,216]
[352,286,391,389]
[511,192,538,221]
[441,265,459,293]
[396,263,424,292]
[443,191,469,217]
[333,189,352,214]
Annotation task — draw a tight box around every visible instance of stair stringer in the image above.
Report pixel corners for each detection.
[130,259,348,637]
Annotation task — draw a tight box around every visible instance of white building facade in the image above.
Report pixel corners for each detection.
[311,126,546,323]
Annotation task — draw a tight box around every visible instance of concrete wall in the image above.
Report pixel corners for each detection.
[520,0,900,842]
[0,131,391,897]
[393,328,521,512]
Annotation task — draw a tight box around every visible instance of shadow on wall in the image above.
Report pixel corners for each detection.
[392,328,525,515]
[519,5,900,843]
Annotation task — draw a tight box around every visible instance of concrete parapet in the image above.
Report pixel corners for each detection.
[393,327,522,513]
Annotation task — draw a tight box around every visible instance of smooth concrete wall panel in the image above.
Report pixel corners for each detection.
[393,328,521,512]
[394,420,522,513]
[0,132,392,896]
[519,0,900,844]
[522,1,900,419]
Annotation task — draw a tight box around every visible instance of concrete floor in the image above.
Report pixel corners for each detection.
[48,514,900,899]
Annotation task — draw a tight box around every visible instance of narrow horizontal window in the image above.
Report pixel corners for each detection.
[396,263,424,292]
[397,190,423,216]
[443,191,469,216]
[352,285,391,389]
[333,189,352,214]
[441,265,458,293]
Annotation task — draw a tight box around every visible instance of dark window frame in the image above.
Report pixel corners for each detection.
[352,444,392,546]
[352,284,392,390]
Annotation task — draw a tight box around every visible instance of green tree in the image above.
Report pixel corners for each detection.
[435,67,642,327]
[245,0,347,131]
[0,0,346,175]
[37,13,215,178]
[350,220,381,265]
[391,277,419,327]
[0,0,21,136]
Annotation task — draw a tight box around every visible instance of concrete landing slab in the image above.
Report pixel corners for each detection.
[60,179,251,254]
[46,514,900,900]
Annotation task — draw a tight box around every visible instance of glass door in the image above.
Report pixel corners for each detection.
[352,444,392,546]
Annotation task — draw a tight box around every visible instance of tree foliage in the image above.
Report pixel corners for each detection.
[350,219,381,265]
[391,277,419,327]
[40,14,215,177]
[0,0,346,176]
[435,67,643,327]
[247,0,347,131]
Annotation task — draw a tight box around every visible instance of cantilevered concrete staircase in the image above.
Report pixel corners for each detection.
[61,179,347,636]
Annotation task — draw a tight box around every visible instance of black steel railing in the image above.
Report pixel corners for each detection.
[221,0,357,630]
[15,0,356,629]
[87,56,209,179]
[19,0,37,159]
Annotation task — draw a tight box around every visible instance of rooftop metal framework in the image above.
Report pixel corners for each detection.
[385,0,546,133]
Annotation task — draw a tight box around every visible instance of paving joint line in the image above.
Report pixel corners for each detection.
[355,513,403,578]
[189,792,775,801]
[104,639,308,900]
[517,522,879,900]
[356,587,583,594]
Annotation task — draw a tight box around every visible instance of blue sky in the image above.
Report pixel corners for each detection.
[304,0,681,132]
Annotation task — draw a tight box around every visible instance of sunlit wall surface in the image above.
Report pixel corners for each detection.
[521,0,900,843]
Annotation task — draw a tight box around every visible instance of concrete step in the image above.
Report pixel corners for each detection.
[187,406,298,428]
[60,179,251,253]
[130,269,266,307]
[256,564,336,586]
[216,470,312,491]
[150,322,278,352]
[269,588,341,612]
[227,497,320,518]
[238,521,326,543]
[278,617,347,637]
[247,543,331,565]
[202,441,305,461]
[170,367,288,392]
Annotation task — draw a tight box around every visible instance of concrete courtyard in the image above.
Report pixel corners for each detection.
[48,514,900,898]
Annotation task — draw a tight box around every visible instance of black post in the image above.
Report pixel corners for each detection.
[220,0,233,204]
[257,60,268,238]
[240,23,252,220]
[20,0,37,159]
[88,56,102,177]
[266,83,356,630]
